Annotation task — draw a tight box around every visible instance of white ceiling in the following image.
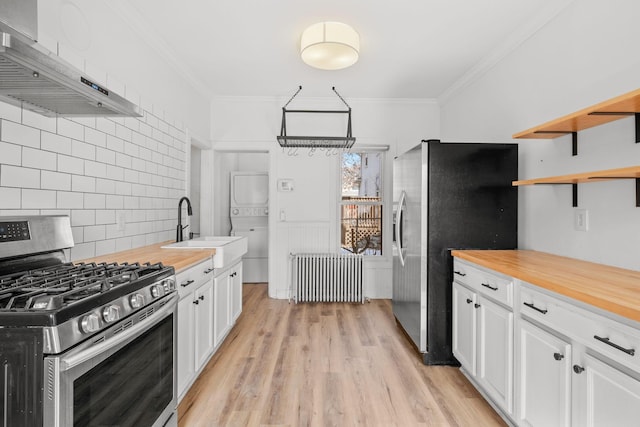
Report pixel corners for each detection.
[118,0,569,100]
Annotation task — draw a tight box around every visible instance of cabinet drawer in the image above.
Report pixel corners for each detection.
[176,258,215,299]
[520,283,640,373]
[453,259,513,307]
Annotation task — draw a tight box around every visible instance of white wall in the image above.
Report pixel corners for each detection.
[440,0,640,271]
[0,1,210,260]
[210,96,440,298]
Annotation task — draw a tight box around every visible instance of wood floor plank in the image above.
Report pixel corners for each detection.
[178,284,506,427]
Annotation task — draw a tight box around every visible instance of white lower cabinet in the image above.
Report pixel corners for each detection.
[452,262,514,417]
[478,296,513,414]
[176,258,215,400]
[213,260,243,347]
[454,255,640,427]
[518,319,571,427]
[573,354,640,427]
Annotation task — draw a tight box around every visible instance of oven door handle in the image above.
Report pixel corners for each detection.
[59,294,177,372]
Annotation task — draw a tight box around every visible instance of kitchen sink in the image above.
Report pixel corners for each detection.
[161,235,248,268]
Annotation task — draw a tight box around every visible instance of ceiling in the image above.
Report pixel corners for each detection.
[120,0,569,100]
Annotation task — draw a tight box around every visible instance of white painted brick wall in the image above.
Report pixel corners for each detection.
[0,100,187,261]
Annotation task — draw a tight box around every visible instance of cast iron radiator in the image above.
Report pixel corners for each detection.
[291,253,364,303]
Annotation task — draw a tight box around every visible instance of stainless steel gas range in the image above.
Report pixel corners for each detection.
[0,215,178,427]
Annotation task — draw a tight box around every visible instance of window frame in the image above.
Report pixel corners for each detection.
[338,150,385,256]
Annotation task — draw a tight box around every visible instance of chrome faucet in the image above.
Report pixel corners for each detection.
[176,196,193,242]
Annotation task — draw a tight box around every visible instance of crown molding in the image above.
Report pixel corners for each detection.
[104,3,212,98]
[438,0,576,106]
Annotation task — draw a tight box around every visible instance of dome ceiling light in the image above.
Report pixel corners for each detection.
[300,22,360,70]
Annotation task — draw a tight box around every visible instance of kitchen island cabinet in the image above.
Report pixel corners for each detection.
[451,250,640,427]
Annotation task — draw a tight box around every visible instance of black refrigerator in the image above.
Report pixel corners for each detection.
[392,139,517,365]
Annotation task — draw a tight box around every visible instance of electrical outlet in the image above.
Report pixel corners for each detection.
[574,208,588,232]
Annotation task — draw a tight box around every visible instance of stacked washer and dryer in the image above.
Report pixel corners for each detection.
[229,171,269,283]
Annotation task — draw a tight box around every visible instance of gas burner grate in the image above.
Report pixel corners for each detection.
[0,261,167,311]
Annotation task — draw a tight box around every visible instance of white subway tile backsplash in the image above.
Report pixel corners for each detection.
[85,127,107,147]
[84,160,107,179]
[106,135,124,153]
[1,99,185,260]
[84,225,106,242]
[70,242,96,261]
[105,195,124,209]
[0,187,20,208]
[71,140,96,161]
[106,165,124,181]
[41,132,72,155]
[116,124,132,142]
[115,152,132,169]
[71,210,95,227]
[95,148,116,166]
[96,178,116,194]
[22,189,56,209]
[124,142,139,158]
[95,239,116,256]
[1,165,40,188]
[96,118,116,136]
[22,147,57,171]
[114,237,132,252]
[58,155,84,175]
[84,193,106,209]
[1,120,40,148]
[72,175,96,193]
[124,170,139,184]
[115,181,132,196]
[71,226,84,244]
[0,141,22,165]
[41,171,71,191]
[57,118,84,141]
[0,102,22,123]
[57,191,84,209]
[96,209,115,225]
[123,196,140,209]
[22,110,57,133]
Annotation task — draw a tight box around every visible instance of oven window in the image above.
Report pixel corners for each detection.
[73,314,173,427]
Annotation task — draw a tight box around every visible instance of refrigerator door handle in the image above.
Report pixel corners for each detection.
[396,190,406,267]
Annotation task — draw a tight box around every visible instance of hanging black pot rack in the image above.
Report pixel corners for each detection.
[277,86,355,149]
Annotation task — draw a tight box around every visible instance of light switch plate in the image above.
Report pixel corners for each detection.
[574,208,588,232]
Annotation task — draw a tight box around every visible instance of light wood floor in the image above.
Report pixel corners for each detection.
[178,284,506,427]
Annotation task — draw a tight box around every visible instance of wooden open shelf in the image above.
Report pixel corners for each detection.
[513,88,640,140]
[512,165,640,186]
[513,166,640,207]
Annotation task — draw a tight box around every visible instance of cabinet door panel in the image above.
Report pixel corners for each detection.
[194,279,215,370]
[231,262,243,322]
[479,296,513,414]
[577,354,640,427]
[177,295,195,398]
[519,320,571,427]
[214,273,231,347]
[453,282,477,375]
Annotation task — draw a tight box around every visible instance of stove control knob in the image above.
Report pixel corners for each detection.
[81,314,100,334]
[151,285,161,298]
[102,305,120,323]
[163,278,176,292]
[129,293,145,309]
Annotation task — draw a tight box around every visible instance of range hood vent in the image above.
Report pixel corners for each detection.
[0,0,141,117]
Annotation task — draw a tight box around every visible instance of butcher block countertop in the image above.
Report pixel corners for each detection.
[79,242,216,273]
[451,249,640,324]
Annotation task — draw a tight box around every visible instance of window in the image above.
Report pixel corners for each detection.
[340,152,383,255]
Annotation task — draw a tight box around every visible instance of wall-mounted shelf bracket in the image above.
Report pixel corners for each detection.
[533,131,578,155]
